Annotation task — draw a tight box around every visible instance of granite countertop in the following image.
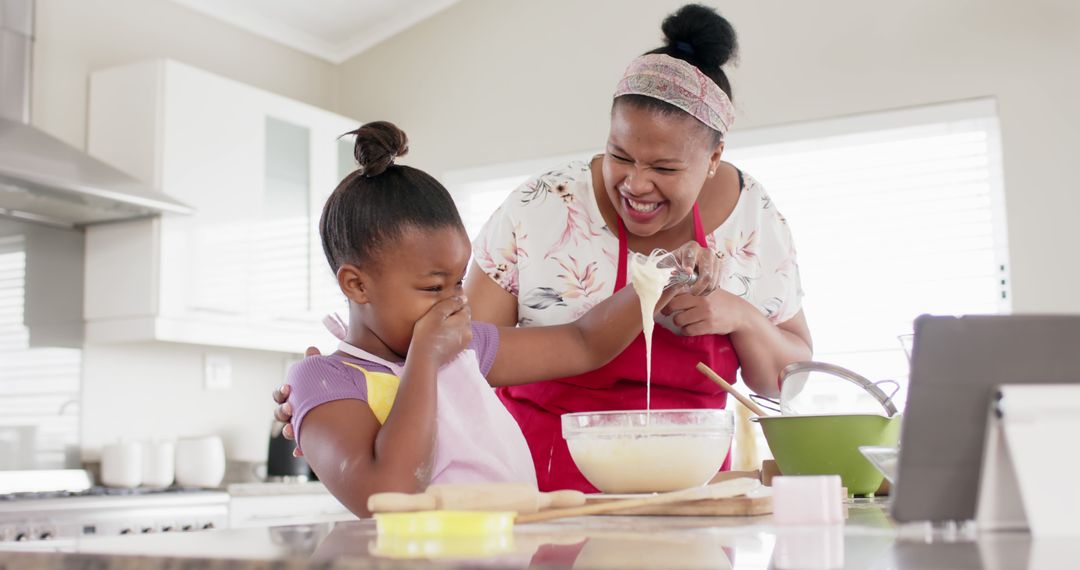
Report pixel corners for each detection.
[0,501,1064,569]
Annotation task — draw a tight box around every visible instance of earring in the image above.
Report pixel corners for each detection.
[708,169,716,177]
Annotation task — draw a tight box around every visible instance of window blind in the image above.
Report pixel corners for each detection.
[723,99,1010,405]
[0,236,81,469]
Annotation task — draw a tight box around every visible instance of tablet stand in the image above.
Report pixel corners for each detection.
[976,384,1080,536]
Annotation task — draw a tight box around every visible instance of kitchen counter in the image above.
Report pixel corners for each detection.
[0,500,1070,569]
[227,481,350,529]
[227,482,333,497]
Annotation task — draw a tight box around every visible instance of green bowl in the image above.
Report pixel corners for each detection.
[753,414,902,496]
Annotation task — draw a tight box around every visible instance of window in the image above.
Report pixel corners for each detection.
[723,98,1010,408]
[445,98,1010,417]
[444,152,596,240]
[0,235,82,469]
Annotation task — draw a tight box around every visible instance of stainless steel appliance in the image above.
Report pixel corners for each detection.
[0,0,192,228]
[0,469,229,546]
[0,486,229,544]
[266,421,311,483]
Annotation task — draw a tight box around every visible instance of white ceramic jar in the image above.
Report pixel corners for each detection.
[174,435,226,488]
[101,441,143,488]
[141,440,175,487]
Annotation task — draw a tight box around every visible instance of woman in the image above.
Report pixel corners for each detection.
[466,4,810,491]
[276,4,811,492]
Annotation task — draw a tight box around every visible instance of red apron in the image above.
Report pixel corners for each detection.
[497,204,741,492]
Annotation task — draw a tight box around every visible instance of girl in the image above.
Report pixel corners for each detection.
[286,121,682,517]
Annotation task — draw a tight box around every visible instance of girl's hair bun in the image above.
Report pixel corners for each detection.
[321,120,462,274]
[344,121,409,178]
[660,3,738,72]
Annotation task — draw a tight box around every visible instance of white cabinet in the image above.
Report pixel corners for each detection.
[85,60,355,352]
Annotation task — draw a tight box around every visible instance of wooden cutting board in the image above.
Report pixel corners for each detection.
[585,492,772,517]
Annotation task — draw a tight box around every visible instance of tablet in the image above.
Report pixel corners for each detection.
[890,314,1080,523]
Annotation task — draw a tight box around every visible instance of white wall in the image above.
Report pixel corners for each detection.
[30,0,337,462]
[32,0,339,150]
[80,343,292,462]
[335,0,1080,314]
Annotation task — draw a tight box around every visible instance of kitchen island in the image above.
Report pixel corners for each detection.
[0,500,1065,569]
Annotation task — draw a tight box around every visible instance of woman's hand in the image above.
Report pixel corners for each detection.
[672,241,723,297]
[661,288,751,337]
[272,346,322,455]
[410,295,473,367]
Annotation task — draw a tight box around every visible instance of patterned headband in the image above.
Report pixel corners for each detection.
[613,54,735,135]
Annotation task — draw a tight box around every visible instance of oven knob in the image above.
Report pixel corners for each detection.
[120,528,133,535]
[38,531,53,540]
[181,524,194,531]
[202,522,215,530]
[140,527,155,534]
[161,525,174,532]
[14,532,28,542]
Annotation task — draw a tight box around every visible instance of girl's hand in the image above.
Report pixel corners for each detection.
[411,295,473,367]
[672,241,723,297]
[661,288,750,337]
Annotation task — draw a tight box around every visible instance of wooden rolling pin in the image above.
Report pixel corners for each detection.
[516,477,761,524]
[368,483,586,515]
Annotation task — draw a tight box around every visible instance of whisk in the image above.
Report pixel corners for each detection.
[628,248,699,289]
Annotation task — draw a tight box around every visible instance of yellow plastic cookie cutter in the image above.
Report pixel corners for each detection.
[372,511,516,559]
[374,510,516,538]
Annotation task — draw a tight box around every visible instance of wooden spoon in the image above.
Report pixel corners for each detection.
[515,477,761,524]
[696,362,771,417]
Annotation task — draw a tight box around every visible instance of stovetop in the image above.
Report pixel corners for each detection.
[0,486,214,502]
[0,487,231,543]
[0,487,229,513]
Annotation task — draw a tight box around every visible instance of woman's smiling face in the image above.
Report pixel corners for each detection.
[602,102,722,238]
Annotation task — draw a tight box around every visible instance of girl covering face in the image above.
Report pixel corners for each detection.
[285,121,677,517]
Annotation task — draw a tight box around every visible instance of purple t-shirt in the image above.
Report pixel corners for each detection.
[286,321,500,448]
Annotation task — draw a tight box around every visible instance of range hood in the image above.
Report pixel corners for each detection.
[0,0,191,228]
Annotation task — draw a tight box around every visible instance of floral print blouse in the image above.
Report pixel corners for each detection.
[473,160,804,329]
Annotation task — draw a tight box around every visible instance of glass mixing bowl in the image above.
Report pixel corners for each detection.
[858,445,900,484]
[562,409,734,494]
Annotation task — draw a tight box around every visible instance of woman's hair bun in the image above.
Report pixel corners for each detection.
[345,121,409,178]
[660,4,738,71]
